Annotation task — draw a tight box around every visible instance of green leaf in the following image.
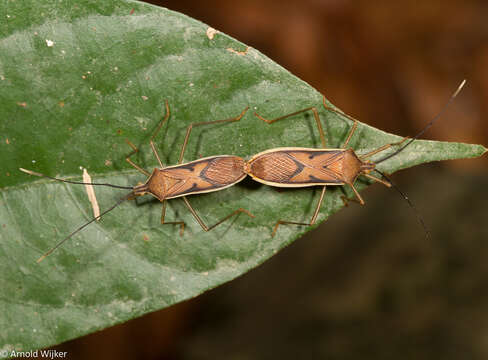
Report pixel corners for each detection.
[0,0,485,353]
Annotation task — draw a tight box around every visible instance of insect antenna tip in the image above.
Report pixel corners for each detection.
[454,79,467,98]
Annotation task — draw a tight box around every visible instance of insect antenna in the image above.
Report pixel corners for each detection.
[375,79,466,165]
[364,81,466,240]
[374,169,431,240]
[20,168,133,190]
[36,192,133,263]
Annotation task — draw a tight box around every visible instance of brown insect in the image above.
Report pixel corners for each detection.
[21,101,253,262]
[246,81,466,237]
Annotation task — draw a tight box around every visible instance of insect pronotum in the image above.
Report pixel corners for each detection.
[22,101,254,262]
[246,80,466,237]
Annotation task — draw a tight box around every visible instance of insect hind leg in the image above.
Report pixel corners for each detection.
[178,107,249,164]
[271,186,326,237]
[182,197,254,232]
[255,106,327,148]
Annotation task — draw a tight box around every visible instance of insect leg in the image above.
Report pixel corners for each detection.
[181,197,254,232]
[149,100,170,168]
[178,107,249,164]
[322,95,364,148]
[342,174,391,207]
[321,96,412,160]
[125,139,151,176]
[348,184,365,205]
[340,195,362,207]
[255,106,326,147]
[160,199,185,236]
[342,121,358,148]
[271,185,326,237]
[359,137,409,160]
[362,173,392,187]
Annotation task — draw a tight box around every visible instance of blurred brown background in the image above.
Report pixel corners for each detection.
[46,0,488,359]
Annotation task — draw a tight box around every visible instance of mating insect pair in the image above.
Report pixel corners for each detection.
[22,81,465,262]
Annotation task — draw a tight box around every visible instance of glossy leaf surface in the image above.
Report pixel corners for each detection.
[0,0,485,352]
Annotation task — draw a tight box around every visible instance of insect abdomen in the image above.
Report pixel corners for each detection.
[247,152,301,183]
[245,148,346,187]
[145,156,247,201]
[202,156,246,185]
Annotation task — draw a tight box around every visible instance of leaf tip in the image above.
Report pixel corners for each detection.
[472,144,488,158]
